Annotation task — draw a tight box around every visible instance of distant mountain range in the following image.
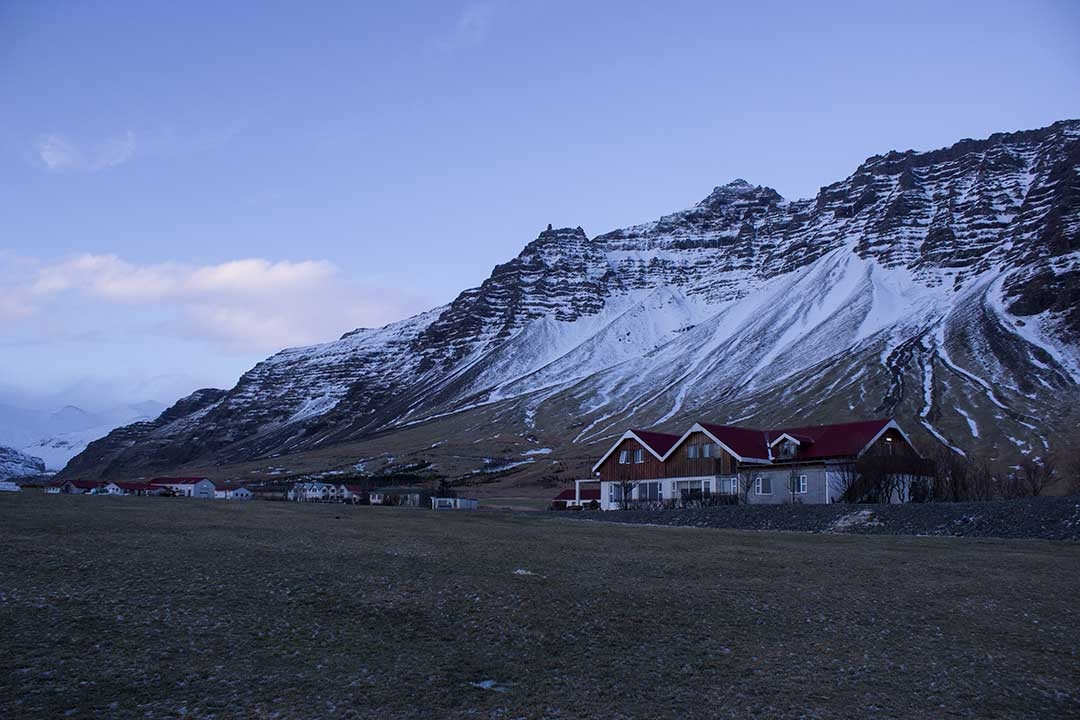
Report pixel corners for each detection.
[0,401,166,476]
[61,120,1079,482]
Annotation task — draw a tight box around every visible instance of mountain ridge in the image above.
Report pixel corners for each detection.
[60,119,1080,482]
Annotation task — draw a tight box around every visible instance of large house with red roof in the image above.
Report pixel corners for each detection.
[580,418,925,510]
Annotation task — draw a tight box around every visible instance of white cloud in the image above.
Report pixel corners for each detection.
[435,2,496,52]
[455,3,496,45]
[6,253,428,353]
[36,130,136,173]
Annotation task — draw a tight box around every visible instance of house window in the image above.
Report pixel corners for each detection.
[618,450,630,464]
[634,449,644,464]
[756,476,772,495]
[793,475,807,494]
[609,484,624,503]
[729,478,739,495]
[638,482,661,501]
[702,443,714,458]
[687,444,699,459]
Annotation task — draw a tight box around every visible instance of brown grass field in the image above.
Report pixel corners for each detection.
[1,494,1078,719]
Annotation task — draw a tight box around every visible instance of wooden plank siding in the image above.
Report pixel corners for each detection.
[596,438,665,482]
[597,433,737,482]
[863,427,921,460]
[663,431,737,477]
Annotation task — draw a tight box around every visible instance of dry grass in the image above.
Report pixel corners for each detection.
[1,494,1078,719]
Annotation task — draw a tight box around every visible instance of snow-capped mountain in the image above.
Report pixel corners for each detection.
[61,120,1079,480]
[0,402,167,472]
[0,446,46,480]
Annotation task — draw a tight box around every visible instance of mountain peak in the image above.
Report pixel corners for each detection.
[536,225,588,241]
[697,179,783,210]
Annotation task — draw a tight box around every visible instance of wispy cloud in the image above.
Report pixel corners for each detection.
[434,2,497,52]
[6,253,429,353]
[36,130,136,173]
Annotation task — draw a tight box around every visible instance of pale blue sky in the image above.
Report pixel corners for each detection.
[1,0,1078,409]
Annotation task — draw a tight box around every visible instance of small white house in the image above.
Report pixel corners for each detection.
[215,486,253,500]
[0,481,22,493]
[431,497,478,510]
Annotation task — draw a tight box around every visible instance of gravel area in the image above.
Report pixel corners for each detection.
[561,496,1080,540]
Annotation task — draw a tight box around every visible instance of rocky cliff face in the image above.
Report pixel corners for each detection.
[61,120,1080,480]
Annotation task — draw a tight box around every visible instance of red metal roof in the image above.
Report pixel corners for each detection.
[697,423,774,460]
[554,488,600,501]
[112,482,152,491]
[630,430,680,456]
[698,418,893,461]
[769,419,893,460]
[148,477,209,485]
[58,479,103,489]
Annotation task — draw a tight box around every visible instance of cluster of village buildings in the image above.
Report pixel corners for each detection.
[42,476,478,510]
[555,417,926,511]
[45,477,252,500]
[287,481,478,509]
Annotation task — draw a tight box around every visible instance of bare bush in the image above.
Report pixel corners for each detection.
[829,461,859,503]
[737,471,757,505]
[1017,457,1056,497]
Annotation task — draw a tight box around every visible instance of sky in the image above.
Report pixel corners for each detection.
[1,0,1078,411]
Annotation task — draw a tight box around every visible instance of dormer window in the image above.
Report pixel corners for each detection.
[777,441,797,459]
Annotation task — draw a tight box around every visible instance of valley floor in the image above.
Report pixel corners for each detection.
[1,495,1078,719]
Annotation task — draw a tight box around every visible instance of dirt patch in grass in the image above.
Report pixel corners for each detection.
[1,494,1078,719]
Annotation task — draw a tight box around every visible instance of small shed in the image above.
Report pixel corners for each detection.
[219,486,253,500]
[431,497,478,511]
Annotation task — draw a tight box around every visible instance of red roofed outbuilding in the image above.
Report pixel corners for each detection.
[551,485,600,509]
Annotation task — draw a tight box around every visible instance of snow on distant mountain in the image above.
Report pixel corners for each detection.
[0,402,167,472]
[62,120,1080,481]
[0,446,46,480]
